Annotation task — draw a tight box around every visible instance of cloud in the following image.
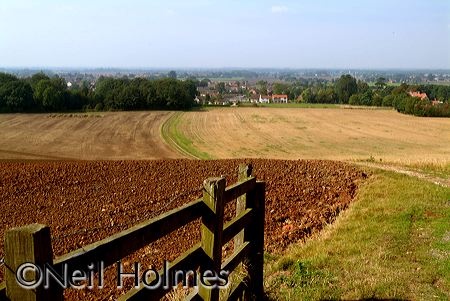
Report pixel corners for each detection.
[271,5,288,14]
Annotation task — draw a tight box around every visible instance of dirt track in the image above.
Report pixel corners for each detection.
[0,159,366,300]
[0,112,182,160]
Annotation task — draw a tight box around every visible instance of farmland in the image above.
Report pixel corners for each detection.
[163,107,450,164]
[0,108,449,300]
[0,159,365,300]
[0,111,181,160]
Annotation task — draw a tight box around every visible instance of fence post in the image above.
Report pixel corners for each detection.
[244,181,265,300]
[4,224,63,301]
[234,164,252,253]
[199,177,226,301]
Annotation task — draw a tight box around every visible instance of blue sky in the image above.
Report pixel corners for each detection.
[0,0,449,69]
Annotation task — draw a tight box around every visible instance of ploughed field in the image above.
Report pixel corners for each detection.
[0,159,366,300]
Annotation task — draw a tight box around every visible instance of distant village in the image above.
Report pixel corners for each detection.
[195,80,289,106]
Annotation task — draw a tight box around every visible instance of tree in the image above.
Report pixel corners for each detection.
[335,75,357,103]
[216,82,226,95]
[256,80,268,95]
[375,77,387,90]
[168,70,177,79]
[33,78,68,111]
[0,80,34,112]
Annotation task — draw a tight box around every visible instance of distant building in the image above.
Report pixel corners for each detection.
[272,94,288,103]
[408,91,428,101]
[259,95,270,103]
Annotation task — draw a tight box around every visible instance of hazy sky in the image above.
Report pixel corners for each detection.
[1,0,449,69]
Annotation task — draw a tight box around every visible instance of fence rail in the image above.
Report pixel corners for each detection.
[0,164,265,301]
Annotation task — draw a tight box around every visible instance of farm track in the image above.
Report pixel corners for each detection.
[0,159,366,300]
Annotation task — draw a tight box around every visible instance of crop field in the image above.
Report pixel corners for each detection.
[0,111,181,160]
[163,107,450,164]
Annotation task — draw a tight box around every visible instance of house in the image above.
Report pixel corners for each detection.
[249,94,259,103]
[272,94,288,103]
[259,95,270,103]
[408,91,428,101]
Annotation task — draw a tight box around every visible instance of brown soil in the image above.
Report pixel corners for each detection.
[0,159,367,300]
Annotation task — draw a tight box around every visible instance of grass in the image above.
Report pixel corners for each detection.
[165,108,450,163]
[264,169,450,300]
[161,112,213,159]
[257,103,340,109]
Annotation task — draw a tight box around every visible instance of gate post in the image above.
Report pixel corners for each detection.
[4,224,63,301]
[199,177,226,301]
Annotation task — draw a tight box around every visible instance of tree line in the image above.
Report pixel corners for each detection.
[0,72,197,113]
[271,75,450,117]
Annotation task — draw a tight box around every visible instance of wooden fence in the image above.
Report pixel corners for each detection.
[0,164,265,301]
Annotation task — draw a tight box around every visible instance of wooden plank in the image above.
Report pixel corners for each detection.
[198,177,226,301]
[222,209,253,245]
[224,177,255,204]
[221,241,250,274]
[4,224,63,301]
[226,280,247,301]
[184,287,199,301]
[120,244,206,301]
[0,282,6,300]
[234,164,253,253]
[244,181,265,300]
[54,198,206,272]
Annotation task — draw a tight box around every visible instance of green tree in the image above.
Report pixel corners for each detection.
[168,70,177,79]
[217,82,226,95]
[375,77,387,90]
[335,75,357,103]
[0,80,34,112]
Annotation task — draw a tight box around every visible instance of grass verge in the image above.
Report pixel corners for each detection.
[264,169,450,300]
[161,112,213,159]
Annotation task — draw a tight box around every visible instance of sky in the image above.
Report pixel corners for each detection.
[0,0,449,69]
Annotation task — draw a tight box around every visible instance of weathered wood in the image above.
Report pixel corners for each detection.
[224,177,255,204]
[227,280,247,301]
[198,177,226,301]
[4,224,63,301]
[222,209,253,245]
[185,288,200,301]
[234,165,252,253]
[221,242,250,274]
[1,166,266,301]
[54,198,206,272]
[243,181,265,300]
[120,244,206,301]
[0,282,6,300]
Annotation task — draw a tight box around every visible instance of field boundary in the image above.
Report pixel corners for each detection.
[161,112,212,159]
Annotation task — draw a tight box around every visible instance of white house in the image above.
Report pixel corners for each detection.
[272,94,288,103]
[259,95,270,103]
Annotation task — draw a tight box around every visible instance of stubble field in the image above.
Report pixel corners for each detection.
[163,107,450,163]
[0,111,181,160]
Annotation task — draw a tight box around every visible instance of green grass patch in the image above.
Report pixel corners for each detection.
[258,103,340,109]
[161,112,213,159]
[265,170,450,300]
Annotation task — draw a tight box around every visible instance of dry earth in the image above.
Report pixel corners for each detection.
[0,159,366,300]
[0,111,181,160]
[170,108,450,163]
